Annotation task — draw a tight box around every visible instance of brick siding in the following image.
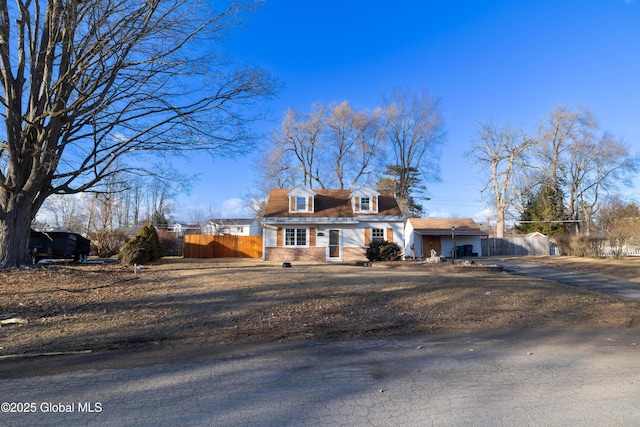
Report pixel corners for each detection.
[264,247,326,262]
[264,246,368,263]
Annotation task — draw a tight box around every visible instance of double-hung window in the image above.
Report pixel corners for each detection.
[360,196,370,211]
[371,228,385,241]
[296,197,307,211]
[285,228,307,246]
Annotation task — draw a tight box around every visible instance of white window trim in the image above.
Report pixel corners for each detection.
[290,195,314,213]
[283,227,309,247]
[354,195,378,213]
[371,227,385,241]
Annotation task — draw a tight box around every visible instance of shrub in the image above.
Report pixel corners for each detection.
[118,225,164,265]
[555,233,606,257]
[366,240,402,262]
[156,229,180,256]
[88,229,129,257]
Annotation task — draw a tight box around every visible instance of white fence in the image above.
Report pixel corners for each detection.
[546,242,640,257]
[598,245,640,257]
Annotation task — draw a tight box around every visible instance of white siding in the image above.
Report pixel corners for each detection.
[442,236,483,258]
[264,226,278,247]
[264,221,404,251]
[404,221,418,257]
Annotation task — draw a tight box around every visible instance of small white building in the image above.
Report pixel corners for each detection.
[201,218,261,236]
[405,218,487,259]
[170,223,203,236]
[171,222,184,234]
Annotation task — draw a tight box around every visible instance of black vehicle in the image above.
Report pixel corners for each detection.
[29,230,91,262]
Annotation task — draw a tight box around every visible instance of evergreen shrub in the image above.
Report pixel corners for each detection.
[118,225,164,265]
[366,240,402,262]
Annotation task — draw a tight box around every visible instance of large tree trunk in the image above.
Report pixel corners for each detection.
[496,207,505,238]
[0,199,37,267]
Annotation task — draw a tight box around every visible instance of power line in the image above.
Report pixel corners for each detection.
[516,220,581,223]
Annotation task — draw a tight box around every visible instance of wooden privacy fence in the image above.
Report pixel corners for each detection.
[183,235,263,259]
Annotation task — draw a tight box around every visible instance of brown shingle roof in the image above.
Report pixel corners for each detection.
[263,189,402,218]
[409,218,487,236]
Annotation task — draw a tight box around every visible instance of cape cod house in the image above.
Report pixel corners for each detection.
[262,185,404,262]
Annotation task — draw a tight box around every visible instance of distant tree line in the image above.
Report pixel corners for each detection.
[252,89,446,217]
[35,169,183,256]
[467,105,640,246]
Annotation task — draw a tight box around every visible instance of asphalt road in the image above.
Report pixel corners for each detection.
[492,260,640,300]
[1,329,640,426]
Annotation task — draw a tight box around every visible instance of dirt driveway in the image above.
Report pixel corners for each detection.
[1,257,640,357]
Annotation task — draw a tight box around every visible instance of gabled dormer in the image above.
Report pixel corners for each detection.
[350,185,379,214]
[288,185,316,213]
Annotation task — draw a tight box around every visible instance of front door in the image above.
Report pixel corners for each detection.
[328,229,341,260]
[421,235,442,257]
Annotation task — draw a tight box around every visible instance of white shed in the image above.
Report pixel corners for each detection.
[405,218,487,259]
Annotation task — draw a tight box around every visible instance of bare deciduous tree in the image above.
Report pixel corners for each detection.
[325,101,385,189]
[597,197,640,258]
[537,106,638,233]
[0,0,277,267]
[273,106,326,189]
[40,194,86,231]
[260,101,387,192]
[535,105,595,211]
[566,133,637,233]
[470,105,639,238]
[468,122,537,238]
[382,89,445,216]
[257,90,445,217]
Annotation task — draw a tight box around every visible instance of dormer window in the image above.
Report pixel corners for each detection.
[296,196,307,211]
[351,186,379,214]
[360,197,371,211]
[288,185,316,213]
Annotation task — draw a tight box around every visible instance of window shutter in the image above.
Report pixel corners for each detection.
[308,196,313,212]
[364,228,371,246]
[276,227,282,247]
[372,196,377,212]
[355,197,360,212]
[290,197,295,212]
[309,228,315,247]
[386,227,393,243]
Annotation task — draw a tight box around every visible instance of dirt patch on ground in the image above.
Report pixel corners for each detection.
[1,257,640,356]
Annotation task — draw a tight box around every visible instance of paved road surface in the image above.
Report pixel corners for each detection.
[2,329,640,426]
[493,260,640,300]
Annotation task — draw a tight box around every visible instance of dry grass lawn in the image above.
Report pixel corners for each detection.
[1,256,640,356]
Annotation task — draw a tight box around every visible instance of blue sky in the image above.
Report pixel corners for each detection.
[175,0,640,221]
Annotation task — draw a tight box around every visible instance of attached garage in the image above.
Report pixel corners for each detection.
[405,218,487,259]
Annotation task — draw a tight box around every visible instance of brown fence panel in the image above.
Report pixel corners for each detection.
[183,235,262,259]
[183,234,213,258]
